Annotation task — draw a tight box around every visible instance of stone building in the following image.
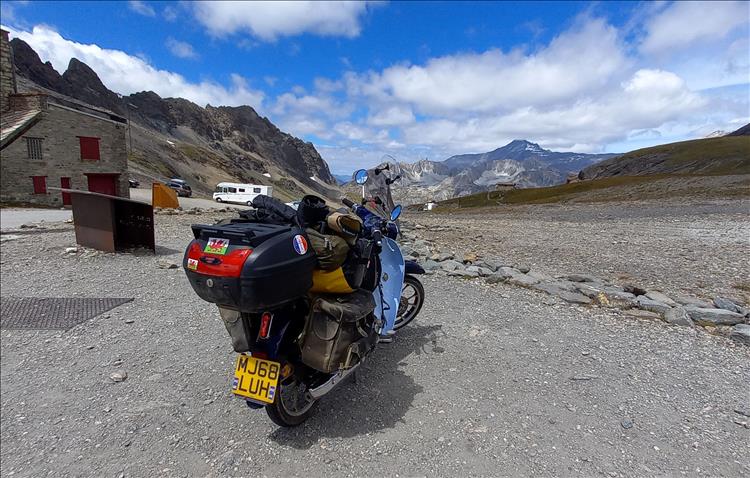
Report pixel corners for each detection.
[0,28,129,207]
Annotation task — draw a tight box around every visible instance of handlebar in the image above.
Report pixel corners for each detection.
[373,164,390,175]
[341,197,355,208]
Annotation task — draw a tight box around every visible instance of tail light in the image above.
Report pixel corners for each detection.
[258,312,273,339]
[185,240,252,277]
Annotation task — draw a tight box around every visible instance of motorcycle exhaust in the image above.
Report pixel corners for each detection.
[308,362,361,399]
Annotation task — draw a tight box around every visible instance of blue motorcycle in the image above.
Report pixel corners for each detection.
[183,166,424,426]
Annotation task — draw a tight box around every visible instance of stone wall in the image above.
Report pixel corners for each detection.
[0,102,129,206]
[0,29,16,112]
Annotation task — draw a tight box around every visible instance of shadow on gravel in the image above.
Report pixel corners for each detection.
[268,324,443,449]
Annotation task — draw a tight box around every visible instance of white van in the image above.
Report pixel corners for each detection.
[213,182,273,206]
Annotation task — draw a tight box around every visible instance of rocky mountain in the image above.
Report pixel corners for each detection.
[10,38,337,200]
[580,132,750,179]
[380,140,615,205]
[726,122,750,136]
[704,130,728,138]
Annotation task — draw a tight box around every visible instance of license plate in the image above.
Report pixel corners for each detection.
[231,354,280,404]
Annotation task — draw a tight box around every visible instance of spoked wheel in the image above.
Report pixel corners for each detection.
[394,275,424,330]
[265,374,318,427]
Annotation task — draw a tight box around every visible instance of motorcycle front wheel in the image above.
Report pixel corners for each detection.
[265,374,318,427]
[394,275,424,330]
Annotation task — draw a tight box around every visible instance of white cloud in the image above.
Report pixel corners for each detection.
[162,5,179,22]
[640,1,750,54]
[367,105,415,126]
[192,1,372,41]
[352,18,629,115]
[400,69,707,153]
[8,25,264,108]
[165,37,197,59]
[128,0,155,17]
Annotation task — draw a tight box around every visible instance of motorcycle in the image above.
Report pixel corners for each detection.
[182,165,425,426]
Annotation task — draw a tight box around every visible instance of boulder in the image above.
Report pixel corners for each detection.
[481,259,509,271]
[663,307,694,327]
[478,267,494,277]
[729,324,750,346]
[562,274,598,283]
[421,259,440,271]
[440,260,463,272]
[636,297,673,315]
[533,281,578,295]
[448,269,479,278]
[516,265,531,274]
[465,265,493,277]
[674,295,713,309]
[645,291,678,307]
[713,297,744,314]
[431,252,454,262]
[486,267,526,284]
[587,289,637,309]
[473,260,497,272]
[528,270,554,282]
[507,275,541,287]
[685,307,745,326]
[555,290,593,305]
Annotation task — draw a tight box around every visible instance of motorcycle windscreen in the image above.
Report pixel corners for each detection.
[363,165,397,217]
[374,237,405,335]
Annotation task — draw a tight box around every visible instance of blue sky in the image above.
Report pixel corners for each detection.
[2,1,748,173]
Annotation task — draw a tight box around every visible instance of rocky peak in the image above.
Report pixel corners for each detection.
[10,38,64,91]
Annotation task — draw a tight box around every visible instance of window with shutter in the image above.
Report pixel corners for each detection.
[78,137,101,161]
[32,176,47,194]
[25,137,43,160]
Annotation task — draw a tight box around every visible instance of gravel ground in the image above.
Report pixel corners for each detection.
[411,199,750,302]
[1,207,749,477]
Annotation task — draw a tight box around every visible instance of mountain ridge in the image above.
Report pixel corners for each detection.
[379,140,616,205]
[10,37,338,200]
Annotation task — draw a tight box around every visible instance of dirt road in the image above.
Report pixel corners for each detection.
[1,207,748,477]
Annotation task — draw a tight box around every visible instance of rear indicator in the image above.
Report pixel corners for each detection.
[259,312,273,339]
[186,240,252,277]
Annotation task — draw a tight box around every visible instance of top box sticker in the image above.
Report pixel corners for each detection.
[204,237,229,255]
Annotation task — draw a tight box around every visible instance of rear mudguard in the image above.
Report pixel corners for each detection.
[405,260,425,275]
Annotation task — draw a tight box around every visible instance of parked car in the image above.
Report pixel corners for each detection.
[168,179,192,197]
[128,179,139,188]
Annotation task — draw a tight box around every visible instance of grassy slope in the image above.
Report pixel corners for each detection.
[586,136,750,177]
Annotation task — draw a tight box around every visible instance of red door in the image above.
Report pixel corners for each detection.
[87,174,118,196]
[61,177,72,205]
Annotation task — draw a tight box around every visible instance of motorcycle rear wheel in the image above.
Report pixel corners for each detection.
[265,375,318,427]
[394,275,424,330]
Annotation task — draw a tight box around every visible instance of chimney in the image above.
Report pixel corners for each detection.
[1,29,17,112]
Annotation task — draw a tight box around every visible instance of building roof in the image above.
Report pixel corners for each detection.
[0,108,41,149]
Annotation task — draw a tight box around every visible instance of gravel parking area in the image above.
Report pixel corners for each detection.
[412,199,750,302]
[1,206,748,477]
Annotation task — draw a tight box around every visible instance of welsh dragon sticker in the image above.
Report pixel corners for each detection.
[204,237,229,255]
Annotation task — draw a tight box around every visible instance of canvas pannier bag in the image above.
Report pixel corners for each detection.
[301,290,377,373]
[306,228,349,271]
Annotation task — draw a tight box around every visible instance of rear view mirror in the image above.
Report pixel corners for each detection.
[390,205,402,221]
[354,169,369,185]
